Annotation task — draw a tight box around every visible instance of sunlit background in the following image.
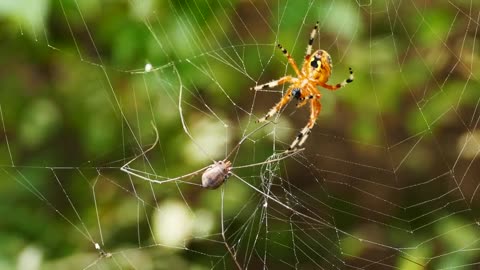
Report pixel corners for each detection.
[1,0,480,269]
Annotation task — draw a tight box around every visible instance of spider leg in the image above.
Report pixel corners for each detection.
[288,97,321,150]
[256,86,294,123]
[296,97,308,108]
[251,76,295,91]
[277,44,302,76]
[296,92,320,108]
[305,21,319,58]
[319,67,354,90]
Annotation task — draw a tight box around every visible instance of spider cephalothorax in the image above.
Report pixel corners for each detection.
[252,22,354,150]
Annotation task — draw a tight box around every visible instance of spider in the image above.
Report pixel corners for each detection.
[252,22,354,150]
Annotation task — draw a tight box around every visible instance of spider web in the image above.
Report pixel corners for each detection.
[1,0,480,269]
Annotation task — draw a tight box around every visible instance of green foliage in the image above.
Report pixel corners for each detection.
[1,0,479,269]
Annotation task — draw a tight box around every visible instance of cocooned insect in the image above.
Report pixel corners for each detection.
[201,160,232,189]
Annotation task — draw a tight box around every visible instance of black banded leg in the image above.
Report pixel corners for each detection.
[256,88,294,123]
[296,93,320,108]
[339,67,354,86]
[289,97,321,151]
[298,127,312,146]
[251,76,295,91]
[277,43,302,75]
[322,67,354,90]
[288,126,311,150]
[256,105,279,123]
[305,21,319,58]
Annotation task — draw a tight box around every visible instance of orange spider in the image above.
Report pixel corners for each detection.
[252,22,354,150]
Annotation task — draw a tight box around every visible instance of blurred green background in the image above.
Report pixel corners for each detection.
[1,0,480,269]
